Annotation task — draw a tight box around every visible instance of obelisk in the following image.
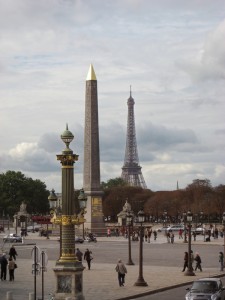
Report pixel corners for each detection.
[83,64,104,235]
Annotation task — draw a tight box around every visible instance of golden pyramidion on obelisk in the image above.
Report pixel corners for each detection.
[86,64,97,81]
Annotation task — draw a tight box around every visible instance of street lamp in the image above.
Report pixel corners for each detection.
[53,125,87,300]
[126,210,134,265]
[47,189,58,240]
[78,188,87,239]
[222,212,225,266]
[184,211,195,276]
[163,210,167,227]
[134,209,148,286]
[183,212,188,243]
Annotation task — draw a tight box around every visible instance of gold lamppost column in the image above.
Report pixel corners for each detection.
[53,125,85,300]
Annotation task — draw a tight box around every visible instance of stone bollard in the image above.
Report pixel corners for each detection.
[6,291,13,300]
[29,292,34,300]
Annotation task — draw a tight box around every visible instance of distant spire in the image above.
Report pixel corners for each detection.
[130,85,132,97]
[177,181,179,190]
[86,64,97,81]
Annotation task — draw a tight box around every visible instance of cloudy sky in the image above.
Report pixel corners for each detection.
[0,0,225,193]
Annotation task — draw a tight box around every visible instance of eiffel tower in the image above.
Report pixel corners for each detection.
[121,89,147,189]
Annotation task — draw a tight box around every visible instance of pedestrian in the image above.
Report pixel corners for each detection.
[115,259,127,287]
[153,230,157,241]
[194,252,202,271]
[167,231,170,243]
[8,257,16,281]
[0,253,8,280]
[76,248,83,262]
[9,245,18,261]
[219,252,224,271]
[182,252,188,272]
[178,228,183,239]
[147,228,152,243]
[84,249,93,270]
[192,231,196,241]
[170,232,174,244]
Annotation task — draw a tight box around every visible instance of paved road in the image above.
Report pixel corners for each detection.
[0,231,224,300]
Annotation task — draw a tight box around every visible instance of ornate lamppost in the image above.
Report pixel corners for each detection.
[163,210,167,227]
[134,209,148,286]
[53,125,87,300]
[47,189,58,239]
[126,210,134,265]
[184,211,195,276]
[223,212,225,266]
[183,212,188,243]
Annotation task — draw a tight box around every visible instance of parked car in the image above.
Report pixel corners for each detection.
[75,236,84,243]
[57,236,84,243]
[191,227,204,235]
[27,224,42,232]
[167,224,184,232]
[157,226,169,232]
[185,278,225,300]
[3,233,22,243]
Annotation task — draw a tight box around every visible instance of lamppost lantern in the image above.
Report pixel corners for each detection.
[48,188,57,203]
[78,188,87,210]
[126,210,132,226]
[137,209,145,223]
[48,188,58,211]
[187,211,193,223]
[61,123,74,151]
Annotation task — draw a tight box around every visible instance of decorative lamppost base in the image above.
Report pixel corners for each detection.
[53,261,85,300]
[184,269,195,276]
[127,260,135,265]
[134,277,148,286]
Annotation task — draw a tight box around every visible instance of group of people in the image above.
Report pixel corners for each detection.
[182,251,202,272]
[182,250,225,272]
[0,246,18,282]
[76,248,93,270]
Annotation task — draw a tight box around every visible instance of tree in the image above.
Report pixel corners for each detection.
[0,170,49,218]
[101,177,127,189]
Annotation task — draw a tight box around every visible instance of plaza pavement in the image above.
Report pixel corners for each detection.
[1,233,225,300]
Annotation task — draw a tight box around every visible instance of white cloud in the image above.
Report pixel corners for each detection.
[0,0,225,192]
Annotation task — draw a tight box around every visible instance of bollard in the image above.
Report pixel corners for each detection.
[6,291,13,300]
[29,292,34,300]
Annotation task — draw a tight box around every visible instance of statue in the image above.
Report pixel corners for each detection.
[20,201,27,213]
[123,200,131,212]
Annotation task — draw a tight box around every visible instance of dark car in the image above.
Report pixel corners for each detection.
[3,233,22,243]
[185,278,225,300]
[57,236,84,243]
[75,236,84,243]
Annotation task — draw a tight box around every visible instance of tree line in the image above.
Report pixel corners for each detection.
[102,178,225,224]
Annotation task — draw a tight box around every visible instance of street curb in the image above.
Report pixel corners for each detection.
[114,273,225,300]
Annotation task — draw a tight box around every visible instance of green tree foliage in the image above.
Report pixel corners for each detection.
[0,170,50,217]
[101,177,127,189]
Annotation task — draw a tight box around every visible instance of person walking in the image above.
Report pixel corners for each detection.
[76,248,83,262]
[84,249,93,270]
[219,252,224,271]
[115,259,127,287]
[0,253,8,280]
[182,252,188,272]
[153,230,157,241]
[194,252,202,271]
[8,257,16,281]
[178,228,183,239]
[170,232,175,244]
[9,245,18,261]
